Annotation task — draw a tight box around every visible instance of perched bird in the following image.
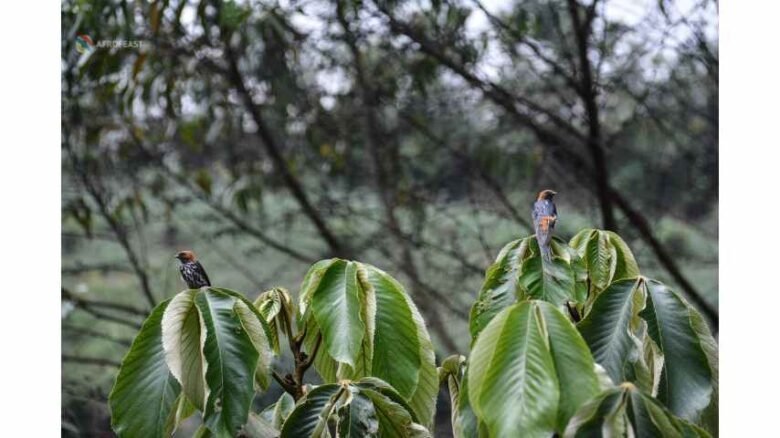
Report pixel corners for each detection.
[175,250,211,289]
[532,189,558,262]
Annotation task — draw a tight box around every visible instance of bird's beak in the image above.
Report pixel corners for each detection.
[551,191,558,195]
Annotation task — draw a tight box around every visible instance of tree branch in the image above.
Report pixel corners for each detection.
[222,40,351,259]
[566,0,616,230]
[62,323,133,347]
[62,288,147,317]
[63,288,142,330]
[62,354,121,368]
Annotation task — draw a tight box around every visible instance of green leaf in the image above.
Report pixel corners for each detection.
[164,393,198,436]
[365,265,438,430]
[298,259,339,322]
[563,383,711,437]
[586,231,613,291]
[235,298,273,390]
[468,301,600,436]
[577,279,645,386]
[469,238,529,342]
[162,289,206,409]
[438,355,469,437]
[518,241,576,306]
[110,299,182,438]
[361,388,430,438]
[539,302,601,431]
[691,308,718,434]
[640,279,714,421]
[577,277,717,422]
[469,237,583,342]
[282,379,429,438]
[255,288,293,355]
[310,260,365,368]
[569,229,640,299]
[281,384,347,437]
[468,301,559,437]
[453,372,482,438]
[195,289,260,437]
[258,392,296,431]
[300,260,438,430]
[199,287,274,393]
[337,392,379,437]
[605,231,640,281]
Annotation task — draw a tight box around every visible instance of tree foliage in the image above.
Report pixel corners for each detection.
[109,228,717,437]
[62,0,718,434]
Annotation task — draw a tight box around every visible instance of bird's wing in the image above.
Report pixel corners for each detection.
[195,261,211,286]
[532,201,545,225]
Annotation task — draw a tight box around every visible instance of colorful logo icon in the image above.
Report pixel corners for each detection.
[75,34,95,54]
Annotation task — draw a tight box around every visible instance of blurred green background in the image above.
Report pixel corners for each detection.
[62,0,717,435]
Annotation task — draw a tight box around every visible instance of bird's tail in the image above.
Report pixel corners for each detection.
[540,244,552,262]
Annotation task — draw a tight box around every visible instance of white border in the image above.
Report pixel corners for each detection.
[0,1,61,434]
[0,0,778,433]
[720,0,780,434]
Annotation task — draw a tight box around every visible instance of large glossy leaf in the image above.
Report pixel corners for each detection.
[280,383,346,438]
[564,383,711,438]
[195,288,260,437]
[467,301,599,436]
[577,277,716,422]
[300,260,438,429]
[310,260,365,368]
[518,245,576,306]
[337,392,379,437]
[577,279,648,387]
[640,279,715,421]
[162,289,206,409]
[298,259,341,323]
[281,379,430,438]
[211,287,275,391]
[361,387,431,438]
[366,265,438,430]
[469,236,584,341]
[539,302,601,430]
[469,238,530,341]
[109,299,182,438]
[468,301,558,437]
[235,298,273,390]
[569,229,640,298]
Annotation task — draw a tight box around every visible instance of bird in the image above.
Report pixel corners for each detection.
[532,189,558,262]
[175,250,211,289]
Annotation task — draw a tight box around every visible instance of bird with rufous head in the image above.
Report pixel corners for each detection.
[532,189,558,262]
[174,250,211,289]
